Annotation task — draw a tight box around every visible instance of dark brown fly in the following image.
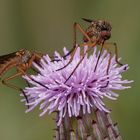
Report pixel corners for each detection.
[0,49,49,107]
[56,18,124,83]
[82,18,112,45]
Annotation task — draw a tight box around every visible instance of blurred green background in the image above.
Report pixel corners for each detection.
[0,0,138,140]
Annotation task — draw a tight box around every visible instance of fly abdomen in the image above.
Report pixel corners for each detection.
[0,52,20,76]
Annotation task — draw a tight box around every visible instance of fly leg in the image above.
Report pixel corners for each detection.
[56,22,93,71]
[1,71,29,108]
[64,46,93,83]
[58,22,92,61]
[94,45,104,72]
[17,63,49,90]
[104,42,127,70]
[100,52,112,88]
[56,44,79,71]
[64,40,99,83]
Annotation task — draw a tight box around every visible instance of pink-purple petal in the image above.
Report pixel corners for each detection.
[22,46,133,126]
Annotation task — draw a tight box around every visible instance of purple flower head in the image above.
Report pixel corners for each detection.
[22,46,132,126]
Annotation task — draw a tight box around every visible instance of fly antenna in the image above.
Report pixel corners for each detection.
[82,18,92,23]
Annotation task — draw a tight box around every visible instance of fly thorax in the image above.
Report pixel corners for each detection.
[21,50,32,63]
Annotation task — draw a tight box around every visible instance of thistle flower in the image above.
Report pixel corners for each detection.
[22,46,132,139]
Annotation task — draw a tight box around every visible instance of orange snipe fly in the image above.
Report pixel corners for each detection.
[0,49,49,106]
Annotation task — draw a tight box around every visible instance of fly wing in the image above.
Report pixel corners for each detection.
[0,52,17,76]
[0,52,16,64]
